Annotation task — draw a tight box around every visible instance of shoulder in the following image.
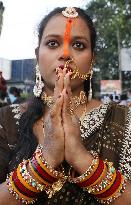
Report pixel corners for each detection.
[86,101,129,127]
[0,102,29,134]
[0,102,28,122]
[0,103,28,148]
[85,99,102,113]
[109,102,129,120]
[0,104,20,124]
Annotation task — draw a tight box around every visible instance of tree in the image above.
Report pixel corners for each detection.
[0,1,4,35]
[85,0,131,80]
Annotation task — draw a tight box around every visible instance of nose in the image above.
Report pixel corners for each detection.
[59,55,72,61]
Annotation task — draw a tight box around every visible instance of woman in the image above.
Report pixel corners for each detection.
[0,7,131,205]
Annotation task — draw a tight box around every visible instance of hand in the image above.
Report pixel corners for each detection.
[62,73,87,170]
[42,68,65,168]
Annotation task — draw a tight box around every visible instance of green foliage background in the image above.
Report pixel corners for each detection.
[85,0,131,95]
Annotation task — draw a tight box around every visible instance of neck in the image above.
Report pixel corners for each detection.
[43,83,85,97]
[41,89,87,111]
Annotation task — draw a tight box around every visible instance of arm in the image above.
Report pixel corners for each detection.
[62,72,131,205]
[0,107,20,204]
[0,68,65,204]
[0,182,21,205]
[73,150,131,205]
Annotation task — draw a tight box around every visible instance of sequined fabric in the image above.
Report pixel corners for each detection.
[0,102,130,205]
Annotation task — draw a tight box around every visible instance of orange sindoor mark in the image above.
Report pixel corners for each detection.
[63,18,73,57]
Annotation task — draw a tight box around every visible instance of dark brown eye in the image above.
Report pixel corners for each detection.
[73,42,85,50]
[46,40,59,48]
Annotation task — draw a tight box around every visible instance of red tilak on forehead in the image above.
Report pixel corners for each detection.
[62,7,78,57]
[63,18,73,57]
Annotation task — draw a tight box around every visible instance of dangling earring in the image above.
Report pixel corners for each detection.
[88,58,94,101]
[33,64,44,97]
[88,70,93,101]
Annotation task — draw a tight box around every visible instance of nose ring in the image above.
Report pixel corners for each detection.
[64,58,79,79]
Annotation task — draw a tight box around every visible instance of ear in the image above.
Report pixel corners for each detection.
[35,47,39,62]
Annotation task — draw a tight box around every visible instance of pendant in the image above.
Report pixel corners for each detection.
[46,177,68,198]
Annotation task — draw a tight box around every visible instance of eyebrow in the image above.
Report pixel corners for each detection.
[44,34,90,43]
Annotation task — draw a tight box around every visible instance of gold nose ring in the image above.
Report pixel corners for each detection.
[64,59,79,79]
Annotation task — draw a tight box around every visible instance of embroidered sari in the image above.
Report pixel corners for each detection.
[0,102,130,204]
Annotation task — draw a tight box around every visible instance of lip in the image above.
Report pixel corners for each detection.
[58,65,73,72]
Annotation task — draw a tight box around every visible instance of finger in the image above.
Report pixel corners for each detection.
[54,68,64,100]
[50,93,63,121]
[64,72,72,96]
[62,89,72,121]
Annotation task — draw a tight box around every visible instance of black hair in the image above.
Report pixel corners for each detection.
[9,7,96,173]
[9,86,20,96]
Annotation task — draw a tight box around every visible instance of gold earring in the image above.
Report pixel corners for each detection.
[88,70,93,101]
[33,64,44,97]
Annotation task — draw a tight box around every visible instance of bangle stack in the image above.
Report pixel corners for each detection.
[7,146,127,204]
[69,155,127,204]
[7,144,66,204]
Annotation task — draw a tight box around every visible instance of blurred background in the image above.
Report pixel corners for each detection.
[0,0,131,107]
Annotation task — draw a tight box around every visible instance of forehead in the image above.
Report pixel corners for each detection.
[42,14,90,38]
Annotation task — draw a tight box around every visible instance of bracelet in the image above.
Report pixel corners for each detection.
[7,175,36,204]
[69,151,99,184]
[13,169,37,198]
[19,159,45,192]
[7,144,67,203]
[34,153,57,183]
[96,170,122,199]
[67,151,127,205]
[97,175,127,204]
[33,144,67,198]
[29,158,51,186]
[35,144,64,178]
[83,159,105,188]
[88,161,116,194]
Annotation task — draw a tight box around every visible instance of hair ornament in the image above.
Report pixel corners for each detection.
[62,7,78,18]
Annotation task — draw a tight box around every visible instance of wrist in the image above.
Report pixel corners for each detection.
[42,151,58,169]
[71,147,94,174]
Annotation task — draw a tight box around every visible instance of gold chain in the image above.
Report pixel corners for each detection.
[41,91,87,115]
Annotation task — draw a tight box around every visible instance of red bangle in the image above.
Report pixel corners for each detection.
[31,156,56,184]
[78,159,104,187]
[12,169,37,198]
[96,170,121,199]
[33,154,57,183]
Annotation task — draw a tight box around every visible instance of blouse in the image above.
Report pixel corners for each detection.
[0,102,131,205]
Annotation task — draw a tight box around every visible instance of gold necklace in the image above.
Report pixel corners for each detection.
[41,91,87,115]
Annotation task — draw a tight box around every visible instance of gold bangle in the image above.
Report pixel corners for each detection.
[9,175,34,202]
[94,169,116,195]
[17,164,40,193]
[29,160,51,186]
[20,159,45,192]
[98,174,124,201]
[69,154,99,184]
[35,154,57,179]
[87,161,107,189]
[36,144,64,178]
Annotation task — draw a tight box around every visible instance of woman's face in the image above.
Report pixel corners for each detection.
[37,14,93,91]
